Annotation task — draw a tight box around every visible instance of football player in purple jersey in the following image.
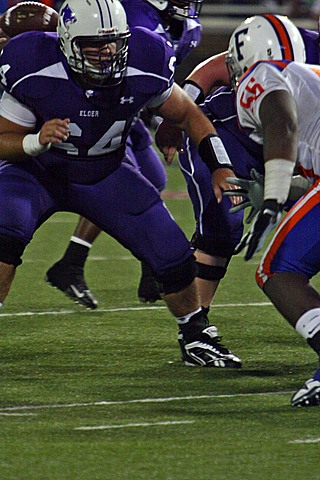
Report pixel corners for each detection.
[45,0,204,307]
[51,6,319,314]
[0,0,242,368]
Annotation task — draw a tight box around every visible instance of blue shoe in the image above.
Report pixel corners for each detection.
[291,368,320,407]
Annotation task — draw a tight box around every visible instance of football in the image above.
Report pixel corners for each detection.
[0,2,59,38]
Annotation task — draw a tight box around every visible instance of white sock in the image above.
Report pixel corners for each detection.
[176,307,202,325]
[295,309,320,339]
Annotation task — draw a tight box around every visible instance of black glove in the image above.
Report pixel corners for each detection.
[234,199,283,261]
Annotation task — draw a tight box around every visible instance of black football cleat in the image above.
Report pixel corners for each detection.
[178,325,242,368]
[45,261,98,310]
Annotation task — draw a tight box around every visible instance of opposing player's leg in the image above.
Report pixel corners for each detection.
[291,367,320,407]
[257,182,320,406]
[72,162,241,367]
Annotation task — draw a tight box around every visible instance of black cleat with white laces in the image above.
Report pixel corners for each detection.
[45,261,98,310]
[178,308,242,368]
[291,368,320,407]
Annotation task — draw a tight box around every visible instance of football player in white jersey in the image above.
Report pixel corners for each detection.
[226,14,320,406]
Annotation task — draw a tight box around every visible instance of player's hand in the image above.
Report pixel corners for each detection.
[39,118,70,145]
[223,169,264,223]
[234,199,282,260]
[211,168,243,204]
[0,27,8,38]
[155,120,183,165]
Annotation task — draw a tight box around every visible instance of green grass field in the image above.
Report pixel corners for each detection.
[1,163,319,480]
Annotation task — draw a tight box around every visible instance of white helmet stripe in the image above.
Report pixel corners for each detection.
[94,0,111,28]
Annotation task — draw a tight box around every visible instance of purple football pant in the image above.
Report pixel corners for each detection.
[0,160,191,276]
[126,118,167,192]
[178,125,264,256]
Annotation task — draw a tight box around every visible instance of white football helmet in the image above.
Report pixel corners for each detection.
[226,14,306,89]
[145,0,203,19]
[58,0,130,88]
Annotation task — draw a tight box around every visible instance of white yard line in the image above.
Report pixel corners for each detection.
[0,413,37,416]
[0,391,292,413]
[289,438,320,444]
[75,420,195,431]
[0,301,280,416]
[0,301,272,318]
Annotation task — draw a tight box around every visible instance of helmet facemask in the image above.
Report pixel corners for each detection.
[69,34,130,88]
[225,48,244,90]
[146,0,202,20]
[168,0,203,19]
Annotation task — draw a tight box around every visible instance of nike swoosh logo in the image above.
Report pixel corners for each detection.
[308,316,320,335]
[70,285,85,299]
[308,326,320,335]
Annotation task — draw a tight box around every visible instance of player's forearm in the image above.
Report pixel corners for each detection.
[179,105,218,147]
[185,51,230,96]
[0,130,53,161]
[0,132,29,161]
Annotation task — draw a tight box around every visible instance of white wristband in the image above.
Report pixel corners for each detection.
[22,132,51,156]
[264,159,295,204]
[182,82,203,102]
[210,135,232,166]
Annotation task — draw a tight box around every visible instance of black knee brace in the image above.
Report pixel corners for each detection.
[196,261,227,281]
[155,255,197,295]
[191,231,235,258]
[0,234,26,266]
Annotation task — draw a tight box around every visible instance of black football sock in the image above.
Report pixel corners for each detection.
[60,240,91,269]
[140,260,155,277]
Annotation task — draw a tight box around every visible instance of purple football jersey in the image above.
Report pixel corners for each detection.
[0,28,175,183]
[0,27,193,275]
[121,0,201,65]
[298,28,319,64]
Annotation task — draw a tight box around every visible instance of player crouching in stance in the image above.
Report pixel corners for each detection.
[0,0,241,368]
[226,14,320,404]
